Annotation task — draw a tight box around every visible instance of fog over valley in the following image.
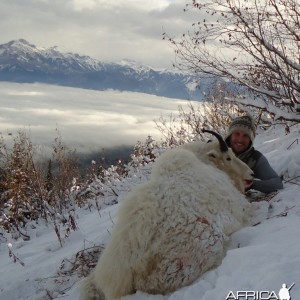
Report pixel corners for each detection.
[0,82,191,163]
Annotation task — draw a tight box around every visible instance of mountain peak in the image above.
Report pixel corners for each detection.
[16,38,32,45]
[119,58,152,73]
[8,38,36,49]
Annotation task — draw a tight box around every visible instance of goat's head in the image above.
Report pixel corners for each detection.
[202,129,253,193]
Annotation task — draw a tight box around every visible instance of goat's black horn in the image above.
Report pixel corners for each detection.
[202,129,228,152]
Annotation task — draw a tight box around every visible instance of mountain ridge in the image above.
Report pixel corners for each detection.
[0,39,216,100]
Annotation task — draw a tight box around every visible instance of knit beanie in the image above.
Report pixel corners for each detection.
[225,115,256,143]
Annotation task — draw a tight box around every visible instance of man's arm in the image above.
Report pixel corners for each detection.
[250,155,283,193]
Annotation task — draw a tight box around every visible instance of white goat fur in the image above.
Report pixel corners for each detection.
[81,140,253,300]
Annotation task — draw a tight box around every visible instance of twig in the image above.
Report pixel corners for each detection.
[252,204,296,226]
[283,176,300,186]
[7,243,25,266]
[267,205,296,219]
[54,222,63,248]
[287,138,298,150]
[95,199,102,219]
[109,211,114,225]
[283,175,300,183]
[14,223,30,241]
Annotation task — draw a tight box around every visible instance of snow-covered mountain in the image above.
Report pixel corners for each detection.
[0,39,212,100]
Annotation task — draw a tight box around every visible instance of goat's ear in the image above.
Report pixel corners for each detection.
[206,149,220,160]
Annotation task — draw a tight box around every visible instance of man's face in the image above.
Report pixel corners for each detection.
[229,130,251,154]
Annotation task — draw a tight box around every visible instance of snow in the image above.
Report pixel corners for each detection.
[1,123,300,300]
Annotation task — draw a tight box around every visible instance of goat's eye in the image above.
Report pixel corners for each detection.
[226,157,231,161]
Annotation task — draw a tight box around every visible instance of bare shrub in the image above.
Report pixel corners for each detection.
[0,130,81,241]
[154,78,273,145]
[37,243,104,299]
[164,0,300,122]
[155,96,240,146]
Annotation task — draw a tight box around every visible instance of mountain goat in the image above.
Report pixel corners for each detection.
[80,130,254,300]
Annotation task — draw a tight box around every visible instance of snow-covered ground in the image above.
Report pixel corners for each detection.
[1,123,300,300]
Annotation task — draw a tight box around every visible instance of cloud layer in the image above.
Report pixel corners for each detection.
[0,82,190,153]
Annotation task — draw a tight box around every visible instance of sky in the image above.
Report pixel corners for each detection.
[0,0,199,69]
[0,121,300,299]
[0,81,191,154]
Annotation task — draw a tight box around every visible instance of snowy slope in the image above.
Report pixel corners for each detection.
[0,124,300,300]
